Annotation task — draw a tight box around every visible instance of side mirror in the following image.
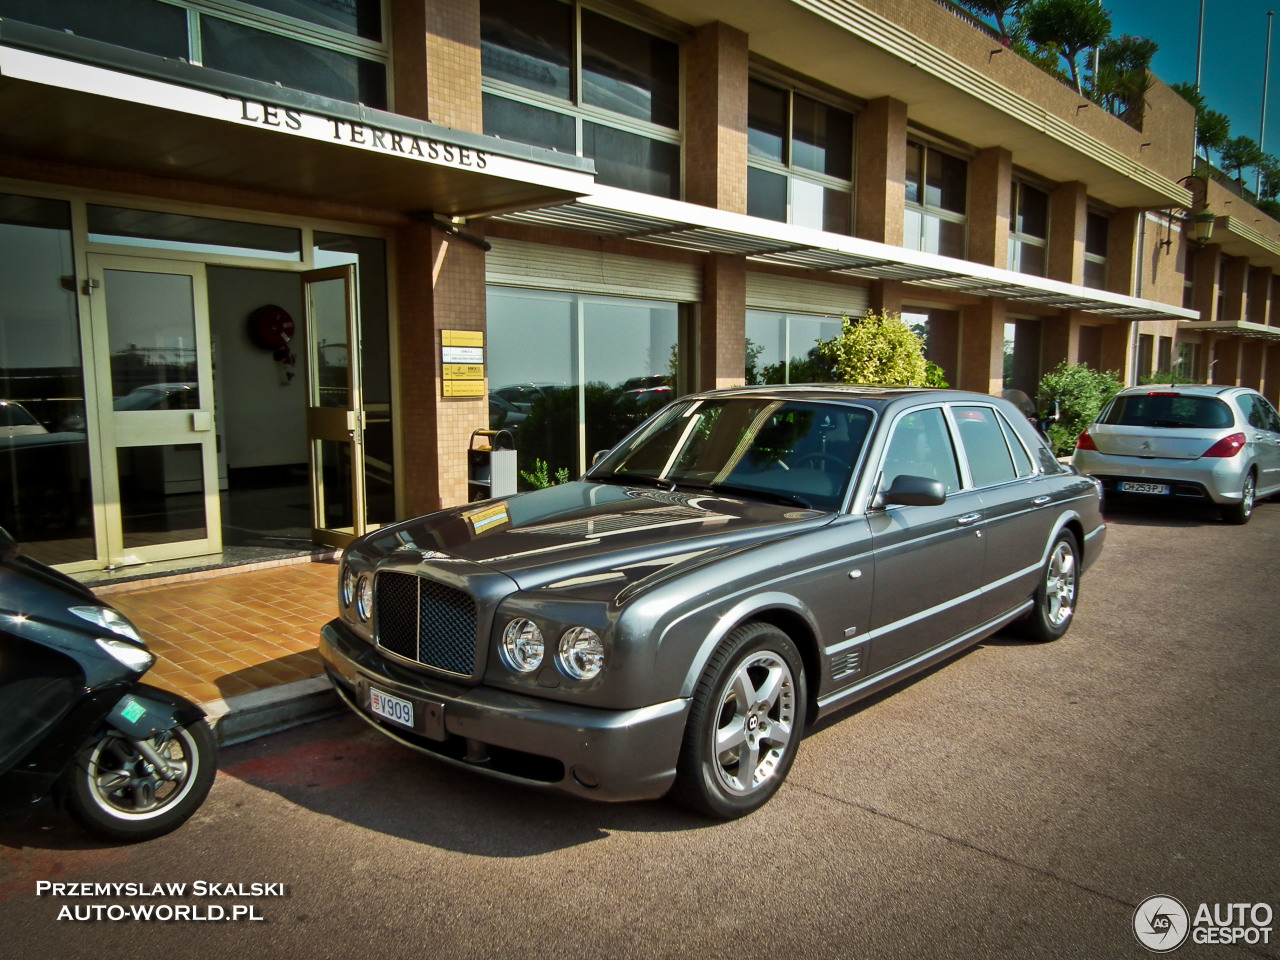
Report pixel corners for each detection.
[0,526,20,563]
[880,475,946,507]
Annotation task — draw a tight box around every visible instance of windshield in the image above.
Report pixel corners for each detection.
[1100,393,1233,429]
[590,398,873,512]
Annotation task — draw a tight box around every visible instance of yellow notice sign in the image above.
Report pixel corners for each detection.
[443,364,484,380]
[443,380,484,397]
[442,330,484,347]
[465,503,509,534]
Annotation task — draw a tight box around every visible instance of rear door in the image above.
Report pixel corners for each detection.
[1239,393,1280,495]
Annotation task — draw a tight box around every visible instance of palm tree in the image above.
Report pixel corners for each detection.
[1020,0,1112,95]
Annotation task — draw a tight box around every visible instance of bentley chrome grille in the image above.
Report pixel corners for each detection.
[375,571,478,676]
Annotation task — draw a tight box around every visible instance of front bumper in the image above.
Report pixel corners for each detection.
[320,619,689,802]
[1072,451,1248,506]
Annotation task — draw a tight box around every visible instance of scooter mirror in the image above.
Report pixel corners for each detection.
[0,526,20,562]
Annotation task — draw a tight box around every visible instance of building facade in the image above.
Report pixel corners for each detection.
[0,0,1269,574]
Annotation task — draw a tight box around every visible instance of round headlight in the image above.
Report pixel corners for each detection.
[340,564,356,608]
[355,574,373,622]
[558,626,605,681]
[500,618,544,673]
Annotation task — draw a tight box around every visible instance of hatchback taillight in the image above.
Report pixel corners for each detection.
[1201,433,1246,458]
[1076,429,1097,451]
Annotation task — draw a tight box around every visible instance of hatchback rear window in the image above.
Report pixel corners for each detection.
[1100,394,1233,429]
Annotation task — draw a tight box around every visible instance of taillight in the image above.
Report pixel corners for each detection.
[1075,429,1097,451]
[1202,433,1246,458]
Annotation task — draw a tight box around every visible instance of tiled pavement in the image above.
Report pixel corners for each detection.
[98,559,338,709]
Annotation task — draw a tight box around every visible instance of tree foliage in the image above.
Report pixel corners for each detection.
[1035,362,1124,456]
[1092,35,1156,121]
[1171,83,1231,159]
[953,0,1026,41]
[813,311,943,387]
[1220,136,1266,182]
[1020,0,1112,94]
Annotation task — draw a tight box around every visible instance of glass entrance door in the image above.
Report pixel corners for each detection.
[87,255,221,565]
[303,265,366,547]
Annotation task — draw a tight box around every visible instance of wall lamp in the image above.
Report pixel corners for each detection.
[1160,210,1216,251]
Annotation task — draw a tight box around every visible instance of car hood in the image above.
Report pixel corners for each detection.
[358,481,833,592]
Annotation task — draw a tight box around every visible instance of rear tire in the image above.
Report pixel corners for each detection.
[1018,530,1079,643]
[1222,471,1256,525]
[63,719,217,842]
[671,623,807,819]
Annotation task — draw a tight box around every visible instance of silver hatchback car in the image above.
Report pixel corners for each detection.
[1072,384,1280,523]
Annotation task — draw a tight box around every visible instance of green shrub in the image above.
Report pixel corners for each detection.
[1035,362,1124,456]
[815,311,936,386]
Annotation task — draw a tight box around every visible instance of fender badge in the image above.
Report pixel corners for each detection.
[420,550,450,562]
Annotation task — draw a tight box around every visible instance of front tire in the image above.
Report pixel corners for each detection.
[1019,530,1079,643]
[671,623,807,819]
[1222,471,1256,525]
[63,719,217,842]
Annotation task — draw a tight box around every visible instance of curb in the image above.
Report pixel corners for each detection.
[202,676,343,747]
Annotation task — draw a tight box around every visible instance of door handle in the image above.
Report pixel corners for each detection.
[1032,495,1052,506]
[956,513,982,526]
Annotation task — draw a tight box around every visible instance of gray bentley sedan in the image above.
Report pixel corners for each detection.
[321,386,1106,818]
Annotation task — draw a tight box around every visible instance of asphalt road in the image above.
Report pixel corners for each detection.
[2,497,1278,960]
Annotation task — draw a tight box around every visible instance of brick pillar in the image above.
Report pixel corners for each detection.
[967,147,1011,268]
[1247,266,1272,325]
[1105,210,1140,296]
[1100,323,1132,380]
[855,97,907,245]
[1271,277,1280,325]
[1263,345,1279,405]
[1219,256,1248,324]
[701,254,747,390]
[1192,244,1221,321]
[684,22,748,213]
[395,221,488,516]
[1211,337,1242,385]
[391,0,483,132]
[868,280,903,315]
[1241,342,1265,389]
[1048,181,1087,285]
[959,299,1005,396]
[1041,314,1073,371]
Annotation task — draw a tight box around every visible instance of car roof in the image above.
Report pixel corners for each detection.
[1115,383,1243,397]
[688,383,996,409]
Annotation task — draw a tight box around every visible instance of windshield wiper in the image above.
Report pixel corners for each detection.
[674,480,813,510]
[589,472,671,489]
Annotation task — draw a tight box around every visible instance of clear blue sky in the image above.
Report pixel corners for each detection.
[1107,0,1280,155]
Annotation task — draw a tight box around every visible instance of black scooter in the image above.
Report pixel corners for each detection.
[0,527,216,841]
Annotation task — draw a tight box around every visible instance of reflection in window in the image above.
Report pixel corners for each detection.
[0,0,387,107]
[747,79,853,233]
[953,407,1017,487]
[315,232,394,525]
[88,206,302,261]
[0,194,94,563]
[481,0,681,198]
[880,408,960,494]
[487,287,680,484]
[1084,210,1109,290]
[904,141,967,257]
[745,310,843,384]
[102,269,200,406]
[1008,181,1048,276]
[117,444,208,548]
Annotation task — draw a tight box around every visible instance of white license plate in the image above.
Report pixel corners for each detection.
[1119,481,1170,495]
[369,687,414,728]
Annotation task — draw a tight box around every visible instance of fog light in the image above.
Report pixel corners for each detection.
[355,574,373,622]
[500,618,544,673]
[558,626,605,680]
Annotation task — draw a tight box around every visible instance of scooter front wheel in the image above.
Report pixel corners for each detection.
[63,719,217,842]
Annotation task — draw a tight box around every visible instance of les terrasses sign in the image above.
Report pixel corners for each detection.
[234,97,489,169]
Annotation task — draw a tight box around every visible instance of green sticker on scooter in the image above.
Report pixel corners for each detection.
[121,699,146,723]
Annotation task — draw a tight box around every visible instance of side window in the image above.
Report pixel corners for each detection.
[997,411,1036,477]
[1262,397,1280,433]
[1236,395,1264,429]
[880,407,961,495]
[952,406,1017,487]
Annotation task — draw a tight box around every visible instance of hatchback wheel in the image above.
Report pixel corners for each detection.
[671,623,807,819]
[1222,471,1256,525]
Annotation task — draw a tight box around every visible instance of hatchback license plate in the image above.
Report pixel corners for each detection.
[369,687,414,728]
[1119,481,1170,495]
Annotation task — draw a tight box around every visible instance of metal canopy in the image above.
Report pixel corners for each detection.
[497,187,1196,322]
[1181,320,1280,341]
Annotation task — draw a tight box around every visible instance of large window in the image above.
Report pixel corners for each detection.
[0,0,387,107]
[745,311,843,384]
[0,194,94,564]
[480,0,681,198]
[1084,210,1109,290]
[747,79,853,234]
[904,140,967,257]
[1008,180,1048,276]
[487,287,681,482]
